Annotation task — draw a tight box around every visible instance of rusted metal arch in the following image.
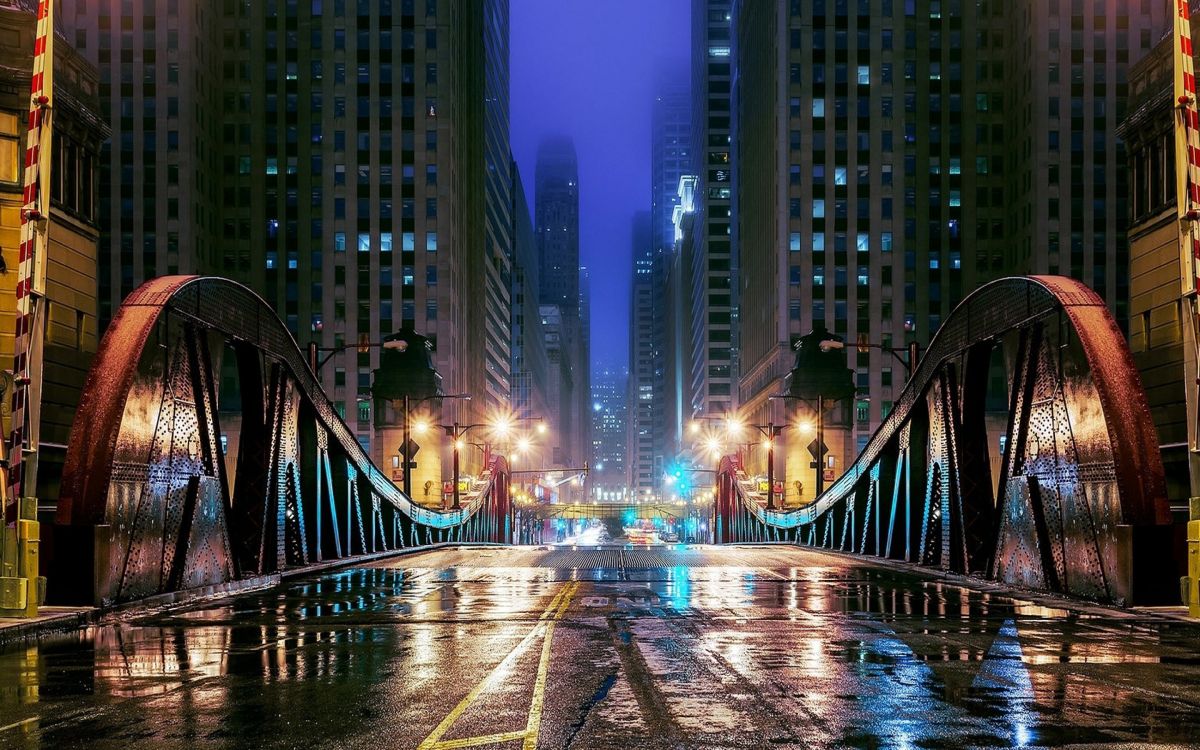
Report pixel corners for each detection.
[715,275,1173,603]
[59,275,492,528]
[56,276,511,604]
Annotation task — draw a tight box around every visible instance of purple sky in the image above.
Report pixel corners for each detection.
[511,0,690,375]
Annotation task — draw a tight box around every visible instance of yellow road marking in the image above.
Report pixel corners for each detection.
[431,730,530,749]
[522,582,575,749]
[0,717,37,734]
[418,581,579,750]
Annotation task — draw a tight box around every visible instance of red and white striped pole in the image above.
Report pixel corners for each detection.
[1174,0,1200,618]
[7,0,53,518]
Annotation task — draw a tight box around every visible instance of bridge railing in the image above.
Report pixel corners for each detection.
[52,276,512,606]
[714,275,1182,606]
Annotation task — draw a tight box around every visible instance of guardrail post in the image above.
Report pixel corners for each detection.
[1186,496,1200,617]
[1,497,44,617]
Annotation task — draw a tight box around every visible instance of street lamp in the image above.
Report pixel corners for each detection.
[399,392,468,499]
[781,324,857,497]
[443,415,543,511]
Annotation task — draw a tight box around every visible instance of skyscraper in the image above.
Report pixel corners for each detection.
[535,136,580,308]
[74,0,222,325]
[730,0,1167,502]
[651,80,692,258]
[510,161,550,429]
[648,78,691,479]
[689,0,736,421]
[1005,1,1166,327]
[535,135,587,472]
[627,212,655,493]
[80,0,515,498]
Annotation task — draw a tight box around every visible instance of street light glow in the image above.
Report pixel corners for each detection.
[517,437,531,453]
[536,422,548,434]
[688,421,700,435]
[725,416,744,436]
[492,416,513,437]
[455,439,466,451]
[413,419,429,435]
[761,437,773,451]
[797,420,815,435]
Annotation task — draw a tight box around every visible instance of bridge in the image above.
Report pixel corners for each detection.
[38,274,1184,608]
[3,274,1199,747]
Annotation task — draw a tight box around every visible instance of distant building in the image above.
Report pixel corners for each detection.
[1120,14,1200,506]
[647,79,691,489]
[535,136,588,475]
[536,136,580,309]
[591,366,627,499]
[510,161,550,437]
[0,1,106,503]
[627,212,655,493]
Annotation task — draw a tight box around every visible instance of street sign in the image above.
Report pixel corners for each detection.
[823,468,835,481]
[773,481,784,494]
[807,439,829,460]
[442,481,454,495]
[757,480,770,493]
[392,469,404,481]
[402,438,420,458]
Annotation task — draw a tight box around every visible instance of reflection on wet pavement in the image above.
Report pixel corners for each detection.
[2,545,1200,749]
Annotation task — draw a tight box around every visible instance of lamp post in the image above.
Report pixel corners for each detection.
[689,416,785,509]
[779,323,857,500]
[443,416,544,511]
[400,392,468,499]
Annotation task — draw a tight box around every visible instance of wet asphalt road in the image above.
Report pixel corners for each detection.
[2,545,1200,749]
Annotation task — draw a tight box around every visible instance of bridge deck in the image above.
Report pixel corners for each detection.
[2,545,1198,748]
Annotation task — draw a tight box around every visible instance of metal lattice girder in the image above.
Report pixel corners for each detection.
[54,276,514,605]
[712,275,1174,605]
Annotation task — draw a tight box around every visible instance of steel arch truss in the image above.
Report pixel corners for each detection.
[56,276,513,605]
[714,276,1174,605]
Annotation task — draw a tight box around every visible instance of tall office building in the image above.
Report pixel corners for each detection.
[80,0,515,497]
[577,264,592,469]
[73,0,222,325]
[510,161,550,429]
[627,212,655,493]
[647,78,691,476]
[1005,1,1167,327]
[535,135,587,470]
[478,0,513,412]
[652,81,692,257]
[689,0,736,421]
[535,136,579,308]
[731,0,1166,502]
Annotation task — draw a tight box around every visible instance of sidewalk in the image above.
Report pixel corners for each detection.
[0,606,96,644]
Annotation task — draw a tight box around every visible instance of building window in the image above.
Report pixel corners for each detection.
[426,231,438,251]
